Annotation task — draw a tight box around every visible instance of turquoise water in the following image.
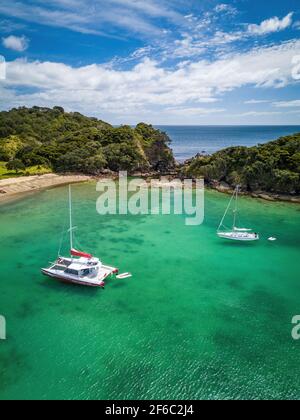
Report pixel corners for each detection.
[0,182,300,400]
[156,126,300,161]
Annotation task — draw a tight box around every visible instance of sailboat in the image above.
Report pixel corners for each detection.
[42,186,119,287]
[217,186,259,242]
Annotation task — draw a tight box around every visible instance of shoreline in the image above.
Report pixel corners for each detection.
[206,182,300,204]
[0,172,299,205]
[0,174,92,205]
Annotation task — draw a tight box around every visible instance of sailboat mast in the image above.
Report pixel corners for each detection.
[218,189,235,232]
[69,185,73,251]
[233,186,239,229]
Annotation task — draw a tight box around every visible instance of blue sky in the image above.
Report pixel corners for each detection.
[0,0,300,124]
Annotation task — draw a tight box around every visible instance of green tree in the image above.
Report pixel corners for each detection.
[84,154,107,174]
[0,135,24,161]
[135,123,175,171]
[6,159,26,174]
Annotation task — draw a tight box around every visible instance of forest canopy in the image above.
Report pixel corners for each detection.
[1,107,300,195]
[183,133,300,195]
[0,107,175,175]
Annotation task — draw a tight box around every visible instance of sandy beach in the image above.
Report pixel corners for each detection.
[0,173,92,204]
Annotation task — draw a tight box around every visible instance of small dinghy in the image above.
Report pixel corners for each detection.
[116,273,132,280]
[268,237,277,242]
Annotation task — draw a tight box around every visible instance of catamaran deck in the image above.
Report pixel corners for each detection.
[42,258,119,287]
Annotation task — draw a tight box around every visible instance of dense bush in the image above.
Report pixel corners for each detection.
[136,123,175,172]
[6,159,25,173]
[0,107,175,175]
[183,134,300,194]
[0,135,24,161]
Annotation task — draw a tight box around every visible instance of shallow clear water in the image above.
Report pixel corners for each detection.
[156,126,300,161]
[0,182,299,400]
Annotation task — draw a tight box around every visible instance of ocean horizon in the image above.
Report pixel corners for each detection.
[155,125,300,161]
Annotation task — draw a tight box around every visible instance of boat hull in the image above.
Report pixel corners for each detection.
[42,269,109,288]
[218,232,259,242]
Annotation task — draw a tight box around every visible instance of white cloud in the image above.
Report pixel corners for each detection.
[169,12,296,60]
[0,0,184,39]
[215,4,238,15]
[173,35,206,58]
[170,30,245,59]
[244,100,271,105]
[175,12,295,58]
[0,19,26,33]
[237,111,282,117]
[165,106,225,116]
[248,13,293,35]
[273,100,300,108]
[1,39,300,123]
[2,35,29,52]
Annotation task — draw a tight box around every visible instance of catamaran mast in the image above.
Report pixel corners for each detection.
[69,185,73,251]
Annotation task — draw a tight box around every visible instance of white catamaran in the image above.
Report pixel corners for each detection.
[217,186,259,242]
[42,186,119,287]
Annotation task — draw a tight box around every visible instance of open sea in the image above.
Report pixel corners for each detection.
[0,181,300,400]
[156,126,300,161]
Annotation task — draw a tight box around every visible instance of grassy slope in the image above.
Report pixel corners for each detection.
[0,162,52,180]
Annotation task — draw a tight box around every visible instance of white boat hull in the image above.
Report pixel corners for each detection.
[116,272,132,280]
[218,232,259,242]
[42,265,118,288]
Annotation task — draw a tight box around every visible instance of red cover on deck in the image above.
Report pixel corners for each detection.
[71,249,92,259]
